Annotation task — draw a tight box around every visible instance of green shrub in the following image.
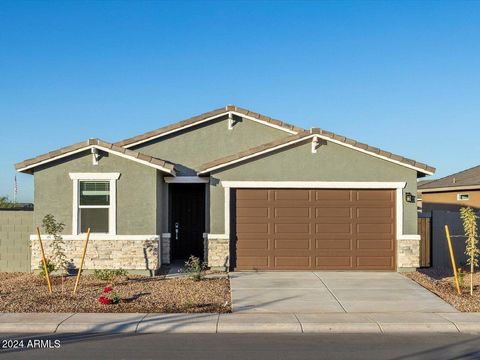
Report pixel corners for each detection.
[38,258,56,278]
[183,255,206,281]
[93,269,128,282]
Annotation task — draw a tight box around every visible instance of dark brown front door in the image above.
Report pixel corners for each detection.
[170,184,206,260]
[234,188,395,271]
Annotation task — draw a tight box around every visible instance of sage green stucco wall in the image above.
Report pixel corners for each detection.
[209,140,418,235]
[133,115,289,175]
[34,151,159,235]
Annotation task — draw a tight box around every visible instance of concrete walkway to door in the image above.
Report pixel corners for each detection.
[230,272,456,313]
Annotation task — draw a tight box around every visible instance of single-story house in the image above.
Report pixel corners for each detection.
[418,165,480,212]
[16,105,435,273]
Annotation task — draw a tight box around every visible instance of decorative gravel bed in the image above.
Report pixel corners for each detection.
[405,268,480,312]
[0,273,231,313]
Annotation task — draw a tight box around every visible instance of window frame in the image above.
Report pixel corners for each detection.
[457,193,470,201]
[69,173,120,235]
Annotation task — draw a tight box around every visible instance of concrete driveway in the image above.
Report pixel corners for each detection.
[230,272,456,313]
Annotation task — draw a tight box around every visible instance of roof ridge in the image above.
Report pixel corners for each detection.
[418,164,480,189]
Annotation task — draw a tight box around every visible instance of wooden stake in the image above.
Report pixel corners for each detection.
[73,228,91,294]
[445,225,461,295]
[36,227,52,294]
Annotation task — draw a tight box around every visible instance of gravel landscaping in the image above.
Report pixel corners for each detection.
[405,268,480,312]
[0,272,231,313]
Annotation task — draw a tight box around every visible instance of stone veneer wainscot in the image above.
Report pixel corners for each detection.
[30,237,159,273]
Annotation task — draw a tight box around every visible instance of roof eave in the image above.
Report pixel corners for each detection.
[16,142,176,175]
[197,132,435,176]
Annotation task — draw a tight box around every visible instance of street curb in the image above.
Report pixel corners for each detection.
[0,313,479,334]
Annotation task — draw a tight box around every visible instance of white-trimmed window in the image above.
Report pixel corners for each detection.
[69,173,120,235]
[457,193,469,201]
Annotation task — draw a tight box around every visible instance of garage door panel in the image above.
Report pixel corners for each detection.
[237,239,269,250]
[357,223,393,234]
[275,207,310,218]
[356,190,393,201]
[275,256,311,267]
[275,223,310,234]
[316,207,352,218]
[235,189,395,271]
[357,239,393,250]
[236,223,269,233]
[237,189,269,200]
[357,207,393,218]
[236,256,269,267]
[316,239,352,250]
[237,207,269,217]
[315,190,352,201]
[274,189,310,200]
[316,223,352,234]
[316,256,352,268]
[356,256,393,267]
[275,239,311,250]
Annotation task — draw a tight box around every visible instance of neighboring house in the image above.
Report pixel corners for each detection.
[418,165,480,212]
[16,105,435,273]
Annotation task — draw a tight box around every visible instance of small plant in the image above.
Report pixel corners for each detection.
[183,255,206,281]
[38,258,56,279]
[93,269,128,283]
[457,267,469,290]
[98,286,120,305]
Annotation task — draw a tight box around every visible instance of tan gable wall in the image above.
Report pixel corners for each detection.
[422,190,480,211]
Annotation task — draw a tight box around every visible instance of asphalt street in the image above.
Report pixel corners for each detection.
[0,333,479,360]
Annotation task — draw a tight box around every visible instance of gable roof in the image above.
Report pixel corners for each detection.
[418,165,480,191]
[197,128,435,175]
[115,105,304,148]
[15,138,176,175]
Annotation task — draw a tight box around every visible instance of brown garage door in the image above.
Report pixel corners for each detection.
[235,189,395,271]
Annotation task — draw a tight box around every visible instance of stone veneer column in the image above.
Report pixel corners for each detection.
[206,236,229,271]
[161,233,171,265]
[397,238,420,271]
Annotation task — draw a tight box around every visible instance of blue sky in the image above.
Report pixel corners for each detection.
[1,1,479,202]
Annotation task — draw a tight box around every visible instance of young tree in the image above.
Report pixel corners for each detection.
[42,214,69,291]
[460,207,479,295]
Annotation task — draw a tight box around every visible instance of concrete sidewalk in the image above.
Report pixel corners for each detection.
[0,312,479,334]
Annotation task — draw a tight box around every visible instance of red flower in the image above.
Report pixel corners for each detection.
[99,296,111,305]
[103,287,113,293]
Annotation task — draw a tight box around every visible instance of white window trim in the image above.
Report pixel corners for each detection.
[457,193,470,201]
[215,181,419,242]
[70,173,120,236]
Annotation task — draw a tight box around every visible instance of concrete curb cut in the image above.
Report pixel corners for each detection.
[0,313,479,334]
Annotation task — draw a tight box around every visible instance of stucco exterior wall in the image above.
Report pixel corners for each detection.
[132,115,289,176]
[208,140,419,235]
[34,150,159,235]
